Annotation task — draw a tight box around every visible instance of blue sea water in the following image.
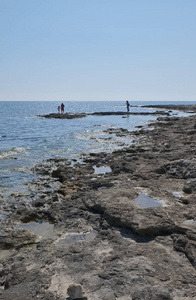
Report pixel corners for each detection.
[0,100,195,196]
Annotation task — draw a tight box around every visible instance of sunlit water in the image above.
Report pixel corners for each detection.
[0,100,195,196]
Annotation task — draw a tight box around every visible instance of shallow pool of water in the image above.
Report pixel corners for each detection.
[17,221,55,239]
[93,166,112,174]
[134,194,164,208]
[55,230,98,247]
[172,191,185,198]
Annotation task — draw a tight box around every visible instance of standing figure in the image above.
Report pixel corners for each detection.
[126,100,130,112]
[58,105,60,113]
[61,103,65,113]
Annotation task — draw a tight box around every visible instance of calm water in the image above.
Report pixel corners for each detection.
[0,101,195,195]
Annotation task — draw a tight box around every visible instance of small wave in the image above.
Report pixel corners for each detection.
[75,128,115,141]
[0,147,27,159]
[48,149,67,154]
[12,166,32,173]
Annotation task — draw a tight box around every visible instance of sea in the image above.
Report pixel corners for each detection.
[0,100,195,198]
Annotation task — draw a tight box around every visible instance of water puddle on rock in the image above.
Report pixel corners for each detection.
[134,194,164,208]
[71,158,86,167]
[183,219,196,227]
[55,230,98,247]
[172,191,185,198]
[93,166,111,174]
[17,221,55,239]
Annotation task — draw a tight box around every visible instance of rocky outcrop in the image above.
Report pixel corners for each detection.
[39,111,170,119]
[157,160,196,179]
[183,179,196,194]
[39,113,87,119]
[2,112,196,299]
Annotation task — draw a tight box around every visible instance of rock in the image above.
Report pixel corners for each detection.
[183,179,196,194]
[174,298,196,300]
[116,296,132,300]
[52,166,73,182]
[110,159,136,175]
[67,283,88,299]
[157,160,196,179]
[0,228,37,250]
[39,113,87,119]
[132,286,173,300]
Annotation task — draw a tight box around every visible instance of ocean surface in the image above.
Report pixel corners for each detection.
[0,101,195,197]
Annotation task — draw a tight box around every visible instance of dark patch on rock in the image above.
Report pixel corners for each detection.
[183,179,196,194]
[157,160,196,179]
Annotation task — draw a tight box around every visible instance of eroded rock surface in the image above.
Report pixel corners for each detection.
[1,110,196,299]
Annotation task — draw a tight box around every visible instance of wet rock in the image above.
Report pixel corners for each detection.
[0,228,37,250]
[183,179,196,194]
[132,285,173,300]
[172,235,188,253]
[87,179,114,190]
[187,130,196,135]
[16,208,43,223]
[173,233,196,267]
[157,116,179,122]
[39,113,87,119]
[157,160,196,179]
[116,296,132,300]
[110,159,136,175]
[67,283,88,299]
[104,128,129,136]
[52,166,73,182]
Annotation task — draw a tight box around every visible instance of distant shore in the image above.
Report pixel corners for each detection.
[139,104,196,112]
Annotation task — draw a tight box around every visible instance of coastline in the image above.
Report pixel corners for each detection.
[1,106,196,299]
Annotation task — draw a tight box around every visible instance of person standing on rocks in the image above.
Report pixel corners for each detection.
[61,103,65,113]
[126,100,131,112]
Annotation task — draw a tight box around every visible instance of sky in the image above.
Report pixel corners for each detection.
[0,0,196,101]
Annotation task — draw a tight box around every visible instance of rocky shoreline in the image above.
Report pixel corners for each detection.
[1,106,196,299]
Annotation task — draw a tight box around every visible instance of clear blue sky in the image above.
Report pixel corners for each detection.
[0,0,195,101]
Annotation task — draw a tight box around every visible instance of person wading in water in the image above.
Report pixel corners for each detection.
[126,100,131,112]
